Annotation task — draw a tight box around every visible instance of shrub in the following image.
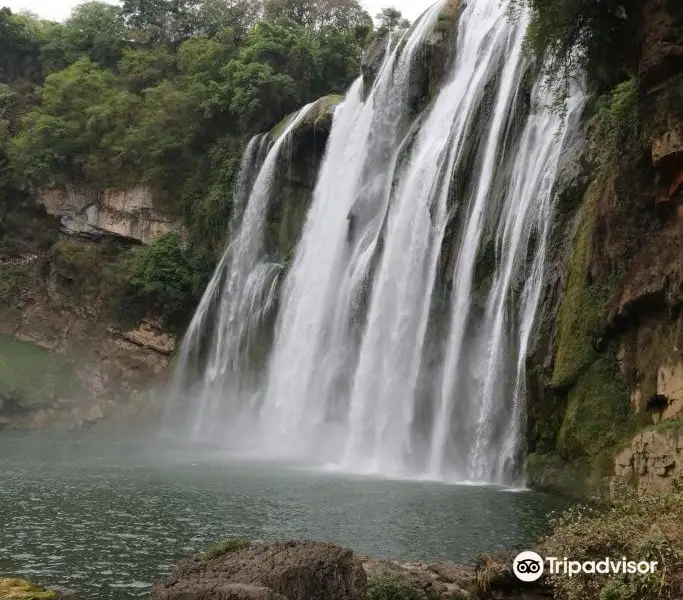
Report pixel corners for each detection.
[539,490,683,600]
[200,539,250,561]
[118,232,195,328]
[367,576,424,600]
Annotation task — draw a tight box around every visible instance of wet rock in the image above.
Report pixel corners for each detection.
[151,540,366,600]
[152,582,288,600]
[361,33,389,90]
[638,0,683,91]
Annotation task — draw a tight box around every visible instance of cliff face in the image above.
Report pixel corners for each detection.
[38,185,187,244]
[0,243,175,430]
[527,0,683,497]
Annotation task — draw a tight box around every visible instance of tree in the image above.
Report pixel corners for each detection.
[265,0,371,33]
[195,0,263,39]
[520,0,638,92]
[118,45,177,91]
[375,7,408,31]
[0,8,42,82]
[63,2,127,67]
[121,0,201,43]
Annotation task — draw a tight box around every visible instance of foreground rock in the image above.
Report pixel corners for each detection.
[151,540,366,600]
[0,578,59,599]
[152,541,552,600]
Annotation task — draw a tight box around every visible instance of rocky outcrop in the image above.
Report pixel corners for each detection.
[615,425,683,493]
[0,578,68,599]
[361,557,474,600]
[525,0,683,498]
[38,185,186,245]
[266,95,343,263]
[638,0,683,91]
[151,541,367,600]
[153,542,554,600]
[0,245,174,430]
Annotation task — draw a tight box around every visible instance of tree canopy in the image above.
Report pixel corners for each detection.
[0,0,417,324]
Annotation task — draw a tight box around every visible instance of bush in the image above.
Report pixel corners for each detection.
[539,489,683,600]
[118,232,195,328]
[199,539,250,561]
[367,576,425,600]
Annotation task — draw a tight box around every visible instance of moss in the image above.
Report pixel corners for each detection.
[551,180,603,388]
[557,354,634,460]
[527,452,613,500]
[0,578,58,599]
[199,539,250,561]
[0,263,31,302]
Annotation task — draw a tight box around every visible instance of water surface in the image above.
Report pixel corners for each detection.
[0,430,569,599]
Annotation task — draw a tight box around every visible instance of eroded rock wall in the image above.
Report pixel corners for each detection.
[0,248,175,431]
[527,0,683,497]
[38,185,186,245]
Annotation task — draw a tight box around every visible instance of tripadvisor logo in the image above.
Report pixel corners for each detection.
[513,551,544,582]
[512,551,659,582]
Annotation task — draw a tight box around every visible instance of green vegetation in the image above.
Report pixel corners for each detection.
[0,0,411,326]
[551,180,602,388]
[117,232,198,328]
[556,355,634,459]
[594,78,639,167]
[0,578,58,600]
[540,489,683,600]
[200,538,250,560]
[0,263,30,302]
[367,575,427,600]
[517,0,638,94]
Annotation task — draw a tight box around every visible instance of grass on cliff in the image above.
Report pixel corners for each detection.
[539,487,683,600]
[199,539,250,561]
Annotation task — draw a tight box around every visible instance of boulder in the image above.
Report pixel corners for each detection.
[0,578,58,599]
[151,540,366,600]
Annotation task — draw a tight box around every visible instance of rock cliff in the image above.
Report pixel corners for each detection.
[526,0,683,497]
[38,185,186,245]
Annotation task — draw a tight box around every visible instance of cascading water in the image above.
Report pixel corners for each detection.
[164,104,315,439]
[167,0,584,485]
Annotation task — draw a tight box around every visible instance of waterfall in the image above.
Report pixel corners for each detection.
[164,105,315,439]
[167,0,584,485]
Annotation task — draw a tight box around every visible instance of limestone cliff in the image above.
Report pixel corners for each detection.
[38,185,186,245]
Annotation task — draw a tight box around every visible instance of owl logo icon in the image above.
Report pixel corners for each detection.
[513,551,544,582]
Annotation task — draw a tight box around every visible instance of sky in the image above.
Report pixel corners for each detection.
[3,0,433,23]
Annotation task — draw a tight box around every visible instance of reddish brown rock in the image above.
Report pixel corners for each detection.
[151,541,366,600]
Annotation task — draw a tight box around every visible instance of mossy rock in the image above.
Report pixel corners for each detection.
[0,578,58,600]
[270,95,343,142]
[551,179,603,388]
[556,355,632,458]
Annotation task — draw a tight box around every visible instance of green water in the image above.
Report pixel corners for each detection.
[0,430,569,599]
